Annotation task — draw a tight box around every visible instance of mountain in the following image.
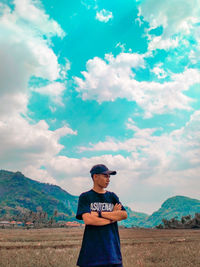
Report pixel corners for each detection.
[119,196,200,228]
[1,170,199,228]
[119,206,149,228]
[0,169,149,225]
[0,170,78,220]
[144,196,200,227]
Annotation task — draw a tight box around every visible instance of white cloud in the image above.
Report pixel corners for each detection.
[96,9,113,23]
[0,0,66,98]
[151,64,167,79]
[60,58,71,79]
[59,176,92,195]
[14,0,65,38]
[43,153,134,198]
[79,119,171,160]
[75,53,200,117]
[128,201,161,215]
[0,93,28,119]
[138,0,200,53]
[0,115,77,171]
[115,42,126,52]
[81,0,98,10]
[148,36,179,51]
[0,1,75,186]
[138,0,200,38]
[33,82,66,105]
[45,154,127,179]
[23,165,57,185]
[73,111,200,211]
[189,49,200,64]
[79,111,200,171]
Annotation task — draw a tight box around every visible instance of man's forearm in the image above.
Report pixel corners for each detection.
[84,214,112,226]
[101,210,127,222]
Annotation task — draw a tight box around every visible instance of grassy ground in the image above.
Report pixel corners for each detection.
[0,228,200,266]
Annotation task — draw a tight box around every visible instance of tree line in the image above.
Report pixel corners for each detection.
[156,213,200,229]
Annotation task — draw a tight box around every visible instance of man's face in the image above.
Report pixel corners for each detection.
[94,173,110,188]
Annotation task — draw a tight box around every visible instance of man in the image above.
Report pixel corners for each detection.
[76,164,127,267]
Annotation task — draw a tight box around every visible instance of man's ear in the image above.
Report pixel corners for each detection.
[93,174,97,181]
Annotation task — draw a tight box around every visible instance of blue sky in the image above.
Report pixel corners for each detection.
[0,0,200,213]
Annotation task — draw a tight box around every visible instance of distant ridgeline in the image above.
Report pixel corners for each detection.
[143,195,200,228]
[0,170,200,228]
[118,195,200,228]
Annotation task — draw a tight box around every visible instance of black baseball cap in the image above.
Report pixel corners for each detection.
[90,164,117,176]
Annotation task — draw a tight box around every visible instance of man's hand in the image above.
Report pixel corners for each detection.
[89,203,127,223]
[101,203,127,222]
[91,211,98,217]
[113,203,122,211]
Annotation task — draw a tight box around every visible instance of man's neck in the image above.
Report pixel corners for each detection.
[92,186,106,194]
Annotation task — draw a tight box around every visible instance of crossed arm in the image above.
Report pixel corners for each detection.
[82,204,127,226]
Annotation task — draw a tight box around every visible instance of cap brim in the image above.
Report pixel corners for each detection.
[102,170,117,175]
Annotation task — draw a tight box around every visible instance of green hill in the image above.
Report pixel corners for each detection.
[145,196,200,227]
[0,170,78,220]
[119,206,149,228]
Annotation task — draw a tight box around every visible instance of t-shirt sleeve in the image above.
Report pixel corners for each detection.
[112,192,126,211]
[76,193,91,220]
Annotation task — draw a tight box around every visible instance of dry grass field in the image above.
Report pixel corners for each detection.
[0,227,200,267]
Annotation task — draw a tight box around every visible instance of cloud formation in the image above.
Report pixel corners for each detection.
[139,0,200,37]
[138,0,200,52]
[14,0,65,37]
[96,9,113,23]
[0,0,65,117]
[79,111,200,170]
[0,116,76,170]
[75,110,200,211]
[0,0,76,183]
[26,109,200,213]
[75,53,200,117]
[33,82,66,105]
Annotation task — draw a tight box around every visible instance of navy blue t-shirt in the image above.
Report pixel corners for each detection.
[76,189,126,267]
